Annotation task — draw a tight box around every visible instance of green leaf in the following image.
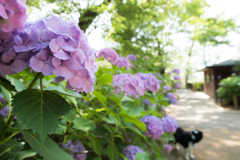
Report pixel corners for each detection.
[99,74,113,86]
[47,86,82,98]
[73,116,96,131]
[93,91,107,107]
[62,108,76,123]
[109,97,121,104]
[125,102,144,116]
[0,86,11,105]
[121,96,134,102]
[107,140,119,160]
[124,124,146,140]
[94,157,102,160]
[135,152,150,160]
[20,129,73,160]
[102,115,120,126]
[12,89,71,143]
[6,75,25,92]
[0,115,5,131]
[143,95,156,104]
[88,133,102,156]
[0,75,17,92]
[0,139,23,160]
[11,149,37,160]
[120,114,146,131]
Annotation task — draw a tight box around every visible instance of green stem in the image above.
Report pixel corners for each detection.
[0,114,16,141]
[40,73,43,91]
[0,102,8,110]
[27,73,41,89]
[0,131,19,145]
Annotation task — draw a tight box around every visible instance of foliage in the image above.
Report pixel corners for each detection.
[217,76,240,101]
[192,83,204,91]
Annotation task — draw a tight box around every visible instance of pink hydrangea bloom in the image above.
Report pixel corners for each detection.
[126,54,136,61]
[96,48,119,64]
[113,73,144,98]
[113,57,130,70]
[136,73,160,93]
[164,144,172,153]
[140,115,163,139]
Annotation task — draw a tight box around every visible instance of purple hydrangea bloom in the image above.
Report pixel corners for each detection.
[96,48,119,64]
[126,54,136,61]
[136,73,160,93]
[122,145,144,160]
[175,82,181,89]
[174,75,181,81]
[167,72,171,75]
[113,73,144,98]
[164,144,172,152]
[170,99,178,105]
[62,140,86,160]
[0,106,17,119]
[0,0,27,33]
[143,99,156,108]
[140,115,163,139]
[113,57,130,70]
[172,68,180,74]
[161,115,178,133]
[163,85,171,91]
[166,93,175,100]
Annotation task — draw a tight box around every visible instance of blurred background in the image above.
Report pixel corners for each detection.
[26,0,240,91]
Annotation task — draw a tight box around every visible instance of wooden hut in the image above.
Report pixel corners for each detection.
[201,59,240,98]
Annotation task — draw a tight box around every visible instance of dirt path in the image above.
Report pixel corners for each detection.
[162,89,240,160]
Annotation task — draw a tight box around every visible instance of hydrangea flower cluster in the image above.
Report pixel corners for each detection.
[0,0,27,33]
[175,82,181,89]
[62,140,86,160]
[174,75,181,81]
[126,54,136,61]
[172,68,180,74]
[140,115,163,139]
[166,92,177,105]
[161,115,178,133]
[96,48,131,70]
[163,85,171,91]
[122,145,144,160]
[114,57,130,70]
[0,15,98,93]
[166,72,171,75]
[96,48,119,64]
[163,144,172,153]
[143,99,156,108]
[136,73,160,93]
[113,73,144,98]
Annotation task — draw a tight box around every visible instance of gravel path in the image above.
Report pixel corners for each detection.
[162,89,240,160]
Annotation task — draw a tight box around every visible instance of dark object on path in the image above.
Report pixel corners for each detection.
[174,127,203,160]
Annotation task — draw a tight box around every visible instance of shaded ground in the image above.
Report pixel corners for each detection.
[162,89,240,160]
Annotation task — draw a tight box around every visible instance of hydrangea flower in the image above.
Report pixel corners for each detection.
[163,85,171,91]
[0,0,27,33]
[143,99,156,108]
[161,115,178,133]
[0,106,17,119]
[140,115,163,139]
[170,99,178,105]
[166,72,171,75]
[126,54,136,61]
[62,140,86,160]
[172,68,180,74]
[136,73,160,93]
[175,82,181,89]
[174,75,181,81]
[96,48,119,64]
[0,15,98,93]
[166,93,175,100]
[113,73,144,98]
[122,145,144,160]
[164,144,172,153]
[113,57,130,70]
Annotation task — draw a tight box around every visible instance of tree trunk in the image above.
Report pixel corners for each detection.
[185,41,194,88]
[233,93,238,108]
